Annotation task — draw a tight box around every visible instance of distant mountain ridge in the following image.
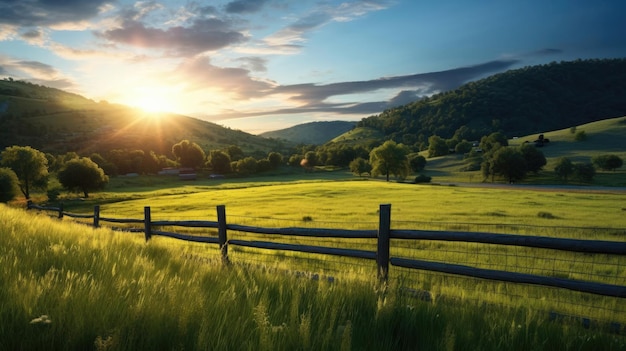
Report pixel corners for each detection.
[260,121,356,145]
[350,58,626,149]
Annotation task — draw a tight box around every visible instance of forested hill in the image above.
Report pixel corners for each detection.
[0,79,288,157]
[357,58,626,148]
[260,121,356,145]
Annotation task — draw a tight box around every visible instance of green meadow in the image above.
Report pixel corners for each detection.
[64,177,626,232]
[2,203,626,350]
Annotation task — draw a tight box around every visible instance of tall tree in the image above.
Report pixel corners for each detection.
[0,145,48,199]
[267,152,283,169]
[172,140,205,169]
[491,147,527,183]
[58,157,109,198]
[554,157,574,181]
[427,135,448,158]
[206,150,232,174]
[519,144,546,173]
[369,140,410,182]
[408,153,427,173]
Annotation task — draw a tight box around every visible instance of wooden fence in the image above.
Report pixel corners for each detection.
[27,202,626,299]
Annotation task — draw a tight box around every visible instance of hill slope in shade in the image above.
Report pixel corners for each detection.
[260,121,357,145]
[351,58,626,149]
[0,79,290,157]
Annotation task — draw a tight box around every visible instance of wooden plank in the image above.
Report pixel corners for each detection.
[391,230,626,255]
[390,257,626,298]
[64,212,94,219]
[228,239,377,260]
[99,217,144,224]
[151,220,218,228]
[152,230,220,244]
[226,223,377,239]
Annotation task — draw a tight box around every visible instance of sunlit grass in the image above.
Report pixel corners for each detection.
[2,204,624,350]
[85,180,626,232]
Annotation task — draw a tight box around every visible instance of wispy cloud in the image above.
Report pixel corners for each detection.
[225,0,271,14]
[202,58,521,120]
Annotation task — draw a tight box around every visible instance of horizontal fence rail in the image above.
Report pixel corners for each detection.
[27,202,626,300]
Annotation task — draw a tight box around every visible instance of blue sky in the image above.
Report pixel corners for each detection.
[1,0,625,134]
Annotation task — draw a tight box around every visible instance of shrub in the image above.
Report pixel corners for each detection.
[537,211,557,219]
[574,130,587,141]
[414,174,432,183]
[0,167,19,203]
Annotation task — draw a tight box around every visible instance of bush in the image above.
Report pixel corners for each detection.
[0,167,19,203]
[414,174,432,183]
[592,154,623,171]
[574,130,587,141]
[47,187,61,202]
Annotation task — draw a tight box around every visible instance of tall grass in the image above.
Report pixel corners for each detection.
[3,205,625,350]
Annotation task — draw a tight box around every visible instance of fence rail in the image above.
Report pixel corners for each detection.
[27,202,626,299]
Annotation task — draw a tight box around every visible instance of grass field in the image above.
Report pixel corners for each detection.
[2,204,625,350]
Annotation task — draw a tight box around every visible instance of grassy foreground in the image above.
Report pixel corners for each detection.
[1,205,625,350]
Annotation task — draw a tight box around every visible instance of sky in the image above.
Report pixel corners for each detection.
[1,0,625,134]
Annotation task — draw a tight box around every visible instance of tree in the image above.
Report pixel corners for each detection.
[519,144,546,173]
[0,145,48,199]
[554,157,574,181]
[491,147,527,183]
[349,157,372,177]
[480,132,508,152]
[235,157,257,175]
[0,167,19,203]
[574,163,595,183]
[427,135,448,158]
[288,154,302,167]
[172,140,205,169]
[58,157,109,198]
[206,150,232,174]
[369,140,410,182]
[454,140,473,154]
[408,153,427,173]
[225,145,244,161]
[304,151,318,168]
[267,152,283,169]
[592,154,623,171]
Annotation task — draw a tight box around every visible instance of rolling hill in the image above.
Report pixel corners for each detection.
[334,58,626,149]
[259,120,356,145]
[0,79,290,157]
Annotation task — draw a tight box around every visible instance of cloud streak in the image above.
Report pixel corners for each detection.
[200,58,521,120]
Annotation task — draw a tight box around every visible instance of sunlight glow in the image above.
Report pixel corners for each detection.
[126,86,178,114]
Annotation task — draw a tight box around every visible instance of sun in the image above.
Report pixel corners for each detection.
[125,86,179,115]
[133,95,175,114]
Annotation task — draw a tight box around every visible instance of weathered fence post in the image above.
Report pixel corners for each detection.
[377,204,391,283]
[93,205,100,228]
[217,205,229,264]
[58,203,64,219]
[144,206,152,241]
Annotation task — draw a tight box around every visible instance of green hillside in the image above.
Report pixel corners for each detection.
[260,120,356,145]
[351,58,626,149]
[423,116,626,185]
[0,79,289,157]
